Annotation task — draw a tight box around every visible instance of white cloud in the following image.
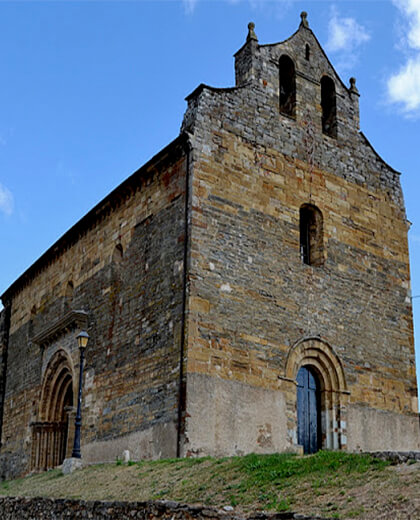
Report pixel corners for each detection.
[388,1,420,114]
[324,7,370,73]
[326,9,370,54]
[183,0,198,14]
[394,0,420,49]
[0,183,13,216]
[389,57,420,111]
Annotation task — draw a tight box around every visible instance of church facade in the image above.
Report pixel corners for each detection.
[0,13,418,479]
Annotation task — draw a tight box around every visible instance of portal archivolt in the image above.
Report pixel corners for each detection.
[31,349,75,471]
[285,338,348,451]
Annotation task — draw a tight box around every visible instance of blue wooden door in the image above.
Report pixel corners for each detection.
[297,366,321,454]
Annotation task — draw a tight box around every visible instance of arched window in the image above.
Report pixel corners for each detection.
[112,243,123,263]
[321,76,337,138]
[305,44,310,61]
[63,281,74,312]
[300,204,324,266]
[279,55,296,118]
[65,281,74,300]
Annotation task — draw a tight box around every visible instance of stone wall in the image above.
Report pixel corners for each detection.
[0,15,418,479]
[0,307,10,451]
[181,20,419,455]
[0,497,324,520]
[0,137,189,479]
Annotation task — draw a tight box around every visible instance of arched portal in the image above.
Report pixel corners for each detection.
[285,338,348,451]
[31,350,74,471]
[297,366,321,454]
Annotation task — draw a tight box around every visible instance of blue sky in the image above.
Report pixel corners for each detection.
[1,0,420,387]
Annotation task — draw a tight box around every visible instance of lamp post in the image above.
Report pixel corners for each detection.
[71,330,89,459]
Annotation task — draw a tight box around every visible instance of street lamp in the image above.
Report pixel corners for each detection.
[71,330,89,459]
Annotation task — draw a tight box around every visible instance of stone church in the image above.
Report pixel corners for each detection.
[0,13,419,479]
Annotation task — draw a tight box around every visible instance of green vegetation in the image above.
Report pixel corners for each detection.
[0,452,416,519]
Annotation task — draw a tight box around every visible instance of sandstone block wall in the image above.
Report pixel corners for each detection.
[0,16,418,478]
[181,21,419,455]
[0,308,10,452]
[0,138,188,479]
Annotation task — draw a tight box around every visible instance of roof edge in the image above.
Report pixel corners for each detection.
[257,27,301,50]
[185,83,244,102]
[359,131,401,175]
[1,133,190,303]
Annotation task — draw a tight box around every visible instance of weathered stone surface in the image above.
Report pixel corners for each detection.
[0,138,189,479]
[185,373,290,457]
[61,457,83,475]
[0,307,10,455]
[0,14,418,480]
[0,497,326,520]
[368,451,420,463]
[180,18,419,455]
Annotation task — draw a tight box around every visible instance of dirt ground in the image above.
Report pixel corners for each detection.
[0,456,418,519]
[292,461,420,519]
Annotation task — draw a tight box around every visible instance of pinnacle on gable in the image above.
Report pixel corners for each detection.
[349,77,359,95]
[246,22,258,43]
[300,11,309,29]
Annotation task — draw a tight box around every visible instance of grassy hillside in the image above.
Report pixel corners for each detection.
[0,451,418,519]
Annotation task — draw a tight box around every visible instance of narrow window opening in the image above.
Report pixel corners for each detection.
[279,55,296,118]
[111,243,124,287]
[112,243,123,263]
[321,76,337,138]
[300,204,324,266]
[65,281,74,299]
[29,305,37,337]
[305,44,310,61]
[64,281,74,312]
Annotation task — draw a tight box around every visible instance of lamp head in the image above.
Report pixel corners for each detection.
[77,330,89,351]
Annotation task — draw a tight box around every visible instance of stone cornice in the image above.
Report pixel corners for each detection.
[32,310,88,347]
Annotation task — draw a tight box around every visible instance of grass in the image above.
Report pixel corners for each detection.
[0,451,416,519]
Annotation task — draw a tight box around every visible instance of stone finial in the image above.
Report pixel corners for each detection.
[300,11,309,28]
[349,77,359,94]
[246,22,258,42]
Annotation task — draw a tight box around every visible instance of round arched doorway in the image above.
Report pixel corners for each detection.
[31,350,74,471]
[284,338,349,452]
[297,366,321,454]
